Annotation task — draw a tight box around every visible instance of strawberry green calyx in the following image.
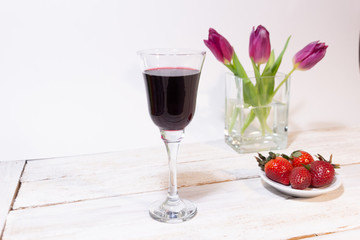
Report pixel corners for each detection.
[255,152,278,171]
[280,153,291,160]
[315,154,340,169]
[302,163,311,171]
[291,150,302,158]
[288,150,314,167]
[280,150,302,160]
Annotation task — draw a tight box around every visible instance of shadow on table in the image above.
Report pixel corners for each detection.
[260,179,344,202]
[299,184,344,202]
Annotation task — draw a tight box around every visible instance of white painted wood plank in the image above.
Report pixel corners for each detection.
[13,127,360,210]
[0,161,25,236]
[13,150,258,209]
[20,127,360,184]
[20,142,238,182]
[310,227,360,239]
[286,127,360,165]
[3,163,360,240]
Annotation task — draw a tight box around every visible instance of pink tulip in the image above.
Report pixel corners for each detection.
[204,28,234,64]
[293,41,328,70]
[249,25,271,64]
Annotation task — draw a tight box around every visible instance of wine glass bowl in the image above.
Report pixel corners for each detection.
[138,49,205,223]
[143,67,201,130]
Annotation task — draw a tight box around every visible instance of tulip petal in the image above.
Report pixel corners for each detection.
[293,41,328,70]
[204,28,234,64]
[204,39,223,62]
[298,46,327,70]
[219,36,234,63]
[293,41,317,65]
[249,25,271,64]
[208,28,220,43]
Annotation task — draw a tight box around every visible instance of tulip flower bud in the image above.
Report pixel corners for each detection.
[249,25,271,65]
[204,28,234,65]
[293,41,328,70]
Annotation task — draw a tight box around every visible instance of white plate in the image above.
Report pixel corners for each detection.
[259,170,342,198]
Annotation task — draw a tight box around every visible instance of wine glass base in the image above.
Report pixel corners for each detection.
[149,198,197,223]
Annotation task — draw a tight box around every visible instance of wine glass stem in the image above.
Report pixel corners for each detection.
[161,129,184,201]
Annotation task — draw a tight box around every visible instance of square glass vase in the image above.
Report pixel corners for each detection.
[224,73,290,153]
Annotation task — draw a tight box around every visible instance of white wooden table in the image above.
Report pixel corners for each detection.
[1,127,360,240]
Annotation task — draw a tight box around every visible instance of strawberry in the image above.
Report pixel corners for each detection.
[256,152,293,185]
[265,157,293,185]
[307,154,339,188]
[289,166,311,189]
[289,150,314,167]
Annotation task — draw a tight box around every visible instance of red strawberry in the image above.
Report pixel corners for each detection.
[289,166,311,189]
[308,154,338,188]
[256,152,293,185]
[289,150,314,167]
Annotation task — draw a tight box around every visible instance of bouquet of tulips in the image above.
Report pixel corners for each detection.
[204,25,328,135]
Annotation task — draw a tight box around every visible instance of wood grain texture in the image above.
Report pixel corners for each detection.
[287,126,360,165]
[3,164,360,240]
[13,127,360,210]
[300,227,360,239]
[14,143,253,209]
[3,127,360,240]
[0,161,25,237]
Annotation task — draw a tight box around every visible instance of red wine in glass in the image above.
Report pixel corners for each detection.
[143,67,200,130]
[138,48,205,223]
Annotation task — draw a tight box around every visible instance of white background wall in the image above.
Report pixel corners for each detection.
[0,0,359,161]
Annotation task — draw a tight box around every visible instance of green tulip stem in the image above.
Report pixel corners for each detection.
[241,109,255,134]
[272,67,296,98]
[228,106,239,134]
[228,73,241,134]
[227,54,249,134]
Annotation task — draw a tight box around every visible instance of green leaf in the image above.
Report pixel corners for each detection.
[241,109,256,134]
[256,56,274,105]
[251,59,265,104]
[270,35,291,76]
[256,37,291,105]
[228,106,239,134]
[242,80,258,106]
[225,63,236,74]
[233,53,258,106]
[264,75,275,104]
[251,59,261,80]
[262,50,275,75]
[233,53,248,79]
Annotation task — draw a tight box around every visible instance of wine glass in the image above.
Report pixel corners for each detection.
[138,49,206,223]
